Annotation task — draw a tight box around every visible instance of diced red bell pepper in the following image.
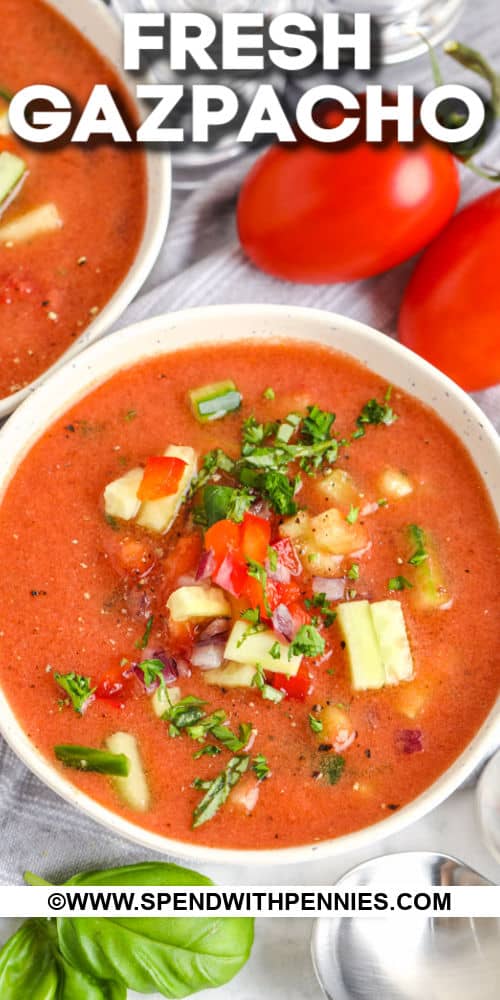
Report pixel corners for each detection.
[212,552,249,598]
[137,456,187,501]
[240,512,271,564]
[204,519,241,568]
[266,578,302,612]
[271,537,302,577]
[242,574,270,619]
[288,601,312,630]
[270,663,313,701]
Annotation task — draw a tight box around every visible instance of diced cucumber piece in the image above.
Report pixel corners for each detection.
[167,585,231,622]
[203,661,256,688]
[189,380,242,423]
[371,600,414,684]
[104,467,143,522]
[337,600,385,691]
[408,525,449,610]
[0,151,26,210]
[54,744,129,776]
[0,202,62,244]
[137,444,197,534]
[105,732,150,812]
[224,621,302,677]
[151,684,181,718]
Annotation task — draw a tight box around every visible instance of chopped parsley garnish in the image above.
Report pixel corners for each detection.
[377,497,388,507]
[193,744,222,759]
[135,614,153,650]
[267,546,278,572]
[252,665,284,703]
[347,563,360,581]
[301,405,336,443]
[289,624,325,659]
[268,641,282,660]
[253,753,271,781]
[305,592,337,628]
[408,524,429,566]
[346,504,359,524]
[124,409,137,422]
[241,607,261,625]
[137,658,167,689]
[319,753,345,785]
[354,394,397,437]
[309,713,323,734]
[192,755,249,828]
[388,576,413,592]
[263,387,275,400]
[54,672,96,715]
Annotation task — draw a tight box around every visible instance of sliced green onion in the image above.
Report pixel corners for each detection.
[54,744,130,776]
[189,380,242,423]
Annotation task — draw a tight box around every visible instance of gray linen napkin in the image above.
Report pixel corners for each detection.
[0,0,499,884]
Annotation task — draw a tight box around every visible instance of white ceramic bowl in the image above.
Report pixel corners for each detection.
[0,304,498,867]
[0,0,171,420]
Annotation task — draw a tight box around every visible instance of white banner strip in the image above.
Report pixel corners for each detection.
[0,885,498,918]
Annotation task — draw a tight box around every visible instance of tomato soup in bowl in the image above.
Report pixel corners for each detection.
[0,305,498,866]
[0,0,171,418]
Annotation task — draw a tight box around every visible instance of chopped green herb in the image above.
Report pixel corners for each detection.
[319,753,345,785]
[305,592,337,628]
[377,497,388,507]
[135,614,154,650]
[301,405,336,443]
[388,575,414,592]
[252,665,285,703]
[347,563,360,581]
[356,397,397,433]
[54,673,95,714]
[268,641,282,660]
[346,504,359,524]
[197,484,253,527]
[289,624,325,659]
[309,714,323,734]
[124,409,137,422]
[263,387,275,400]
[384,385,393,401]
[236,619,266,648]
[193,755,249,827]
[408,524,429,566]
[193,744,222,759]
[240,607,261,625]
[137,658,167,689]
[267,547,278,573]
[164,695,206,734]
[253,753,271,781]
[205,721,253,753]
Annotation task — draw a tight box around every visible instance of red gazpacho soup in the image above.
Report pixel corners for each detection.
[0,0,147,398]
[0,340,498,849]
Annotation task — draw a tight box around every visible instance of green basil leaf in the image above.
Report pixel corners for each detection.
[0,919,125,1000]
[58,862,254,998]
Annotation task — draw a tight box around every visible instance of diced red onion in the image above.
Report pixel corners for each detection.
[272,603,295,641]
[395,728,423,754]
[196,548,216,582]
[80,693,95,714]
[176,657,191,678]
[190,641,225,670]
[199,617,230,641]
[312,576,347,602]
[271,538,302,577]
[266,559,291,585]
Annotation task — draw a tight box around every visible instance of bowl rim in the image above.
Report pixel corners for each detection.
[0,0,172,420]
[0,302,498,868]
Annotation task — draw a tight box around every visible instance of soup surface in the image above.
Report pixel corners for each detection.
[0,0,147,398]
[0,340,498,850]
